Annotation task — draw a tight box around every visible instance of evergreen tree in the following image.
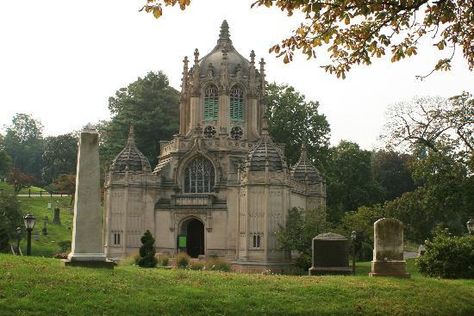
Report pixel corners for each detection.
[136,230,158,268]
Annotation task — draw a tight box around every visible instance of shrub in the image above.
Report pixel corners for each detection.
[189,261,205,270]
[58,240,71,253]
[416,230,474,279]
[160,255,169,267]
[176,252,190,269]
[136,230,158,268]
[205,258,231,272]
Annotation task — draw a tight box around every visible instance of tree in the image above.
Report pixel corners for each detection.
[266,83,330,166]
[372,150,416,201]
[42,134,78,185]
[7,168,34,194]
[326,141,383,222]
[0,134,12,179]
[383,93,474,161]
[277,207,328,270]
[136,230,158,268]
[3,113,44,184]
[100,71,180,168]
[141,0,474,78]
[0,192,22,252]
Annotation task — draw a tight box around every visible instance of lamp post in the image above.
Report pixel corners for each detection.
[23,213,36,256]
[351,231,357,275]
[467,218,474,235]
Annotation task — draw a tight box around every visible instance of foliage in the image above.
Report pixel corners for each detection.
[205,258,231,272]
[371,150,416,201]
[99,71,180,168]
[50,174,76,195]
[277,207,328,270]
[189,260,205,270]
[3,113,44,184]
[266,82,330,166]
[7,168,34,194]
[339,205,385,260]
[175,252,190,269]
[326,141,384,222]
[417,230,474,279]
[0,134,12,178]
[383,93,474,160]
[142,1,474,78]
[0,192,22,252]
[42,134,78,185]
[136,230,158,268]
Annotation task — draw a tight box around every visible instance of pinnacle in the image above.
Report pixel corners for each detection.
[219,20,230,41]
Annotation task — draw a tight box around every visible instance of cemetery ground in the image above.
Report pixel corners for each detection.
[1,196,473,315]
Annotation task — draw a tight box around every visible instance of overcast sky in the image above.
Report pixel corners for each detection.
[1,0,473,149]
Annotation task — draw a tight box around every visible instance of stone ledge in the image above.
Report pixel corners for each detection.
[308,266,352,276]
[61,259,115,269]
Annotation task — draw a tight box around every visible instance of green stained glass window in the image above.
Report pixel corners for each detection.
[204,85,218,121]
[230,86,244,121]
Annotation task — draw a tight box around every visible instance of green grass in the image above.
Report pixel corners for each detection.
[17,196,74,257]
[18,186,45,194]
[0,255,473,316]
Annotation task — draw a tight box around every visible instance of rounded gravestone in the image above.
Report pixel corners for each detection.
[309,232,351,275]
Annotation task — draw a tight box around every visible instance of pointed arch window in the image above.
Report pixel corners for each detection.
[184,157,215,193]
[204,85,218,121]
[230,86,244,121]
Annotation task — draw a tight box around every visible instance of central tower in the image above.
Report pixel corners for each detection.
[179,20,266,141]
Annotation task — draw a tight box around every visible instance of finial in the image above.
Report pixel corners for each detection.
[261,117,269,136]
[83,123,97,133]
[183,56,189,68]
[300,144,308,161]
[219,20,230,41]
[259,58,265,72]
[250,50,256,65]
[194,49,199,64]
[127,125,136,146]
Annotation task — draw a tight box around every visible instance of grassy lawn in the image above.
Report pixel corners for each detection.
[0,255,473,316]
[17,196,74,257]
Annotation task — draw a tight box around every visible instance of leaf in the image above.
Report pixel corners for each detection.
[152,6,163,18]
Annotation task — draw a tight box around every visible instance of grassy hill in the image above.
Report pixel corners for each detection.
[17,196,74,257]
[0,255,473,315]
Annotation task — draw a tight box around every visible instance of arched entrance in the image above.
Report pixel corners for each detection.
[180,218,205,258]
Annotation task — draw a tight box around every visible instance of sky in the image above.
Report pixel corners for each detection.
[0,0,473,149]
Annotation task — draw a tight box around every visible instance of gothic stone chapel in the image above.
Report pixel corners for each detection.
[104,21,326,272]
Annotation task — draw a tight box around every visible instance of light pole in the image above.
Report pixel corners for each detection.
[351,231,357,275]
[23,213,36,256]
[467,218,474,235]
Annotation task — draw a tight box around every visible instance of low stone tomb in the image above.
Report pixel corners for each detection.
[309,232,351,275]
[369,218,410,278]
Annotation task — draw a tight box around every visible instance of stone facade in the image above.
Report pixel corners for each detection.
[104,21,326,271]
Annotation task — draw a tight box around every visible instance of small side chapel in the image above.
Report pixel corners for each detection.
[104,20,326,271]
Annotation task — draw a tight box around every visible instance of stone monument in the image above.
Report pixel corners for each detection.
[369,218,409,277]
[309,232,351,275]
[63,127,114,268]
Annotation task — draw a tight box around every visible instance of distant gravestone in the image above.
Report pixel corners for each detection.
[309,232,351,275]
[62,128,114,269]
[53,207,61,225]
[369,218,410,278]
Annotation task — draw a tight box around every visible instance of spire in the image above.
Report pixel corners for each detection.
[181,56,189,92]
[250,50,256,66]
[127,125,136,147]
[219,20,230,41]
[261,117,270,136]
[300,144,308,161]
[194,48,199,65]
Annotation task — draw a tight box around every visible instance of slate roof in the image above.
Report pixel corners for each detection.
[110,126,151,173]
[246,122,285,172]
[291,144,322,184]
[196,20,252,78]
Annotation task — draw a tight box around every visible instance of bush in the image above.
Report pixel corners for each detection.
[205,258,231,272]
[176,252,190,269]
[160,255,169,267]
[416,230,474,279]
[189,261,205,270]
[136,230,158,268]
